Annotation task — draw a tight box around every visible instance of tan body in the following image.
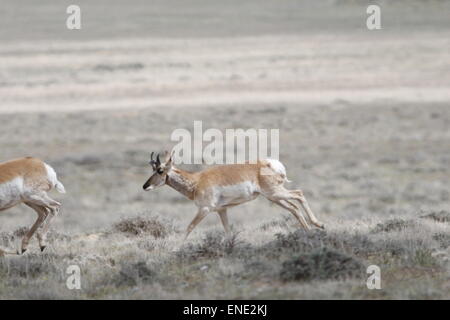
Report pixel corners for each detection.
[143,152,324,239]
[0,157,65,255]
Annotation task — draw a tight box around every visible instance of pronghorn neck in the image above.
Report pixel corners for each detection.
[166,167,197,200]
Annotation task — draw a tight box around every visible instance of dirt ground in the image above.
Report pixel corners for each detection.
[0,0,449,299]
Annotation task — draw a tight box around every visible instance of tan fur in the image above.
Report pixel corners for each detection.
[167,168,198,200]
[169,161,285,199]
[0,157,51,190]
[197,163,260,187]
[144,152,325,239]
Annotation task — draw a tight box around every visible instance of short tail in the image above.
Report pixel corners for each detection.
[265,159,291,182]
[55,181,66,194]
[44,163,66,194]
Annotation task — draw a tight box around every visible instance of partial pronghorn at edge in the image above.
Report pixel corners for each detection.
[0,157,65,255]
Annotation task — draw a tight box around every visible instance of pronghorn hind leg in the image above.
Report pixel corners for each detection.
[20,202,47,254]
[26,202,60,252]
[217,208,230,234]
[36,194,61,252]
[26,192,61,208]
[36,206,59,252]
[24,202,50,251]
[290,190,325,229]
[184,207,210,240]
[22,192,61,253]
[269,198,311,230]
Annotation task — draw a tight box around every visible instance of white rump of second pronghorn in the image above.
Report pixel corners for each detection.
[0,157,65,255]
[143,151,324,239]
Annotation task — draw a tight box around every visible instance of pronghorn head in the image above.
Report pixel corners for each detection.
[143,151,174,191]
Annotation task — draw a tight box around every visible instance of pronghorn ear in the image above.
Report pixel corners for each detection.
[163,150,174,166]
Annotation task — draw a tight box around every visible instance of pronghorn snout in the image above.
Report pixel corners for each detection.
[143,181,153,191]
[143,177,158,191]
[143,185,154,191]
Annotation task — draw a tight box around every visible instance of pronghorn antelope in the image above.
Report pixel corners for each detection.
[0,157,65,255]
[143,151,324,239]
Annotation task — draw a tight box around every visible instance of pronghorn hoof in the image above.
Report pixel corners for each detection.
[314,224,325,230]
[40,246,47,252]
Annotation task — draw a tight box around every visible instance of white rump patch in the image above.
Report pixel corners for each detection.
[45,163,66,193]
[45,163,58,186]
[265,159,287,176]
[261,159,290,181]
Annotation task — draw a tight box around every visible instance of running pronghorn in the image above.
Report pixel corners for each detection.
[143,151,324,239]
[0,157,65,255]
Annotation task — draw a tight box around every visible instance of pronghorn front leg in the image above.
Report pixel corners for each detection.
[217,208,230,234]
[185,207,210,240]
[21,192,62,253]
[269,198,311,230]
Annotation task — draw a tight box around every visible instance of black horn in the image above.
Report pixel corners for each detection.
[156,154,161,165]
[149,152,155,164]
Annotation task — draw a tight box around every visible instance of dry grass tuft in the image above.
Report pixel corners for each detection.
[421,211,450,223]
[13,227,29,238]
[261,228,413,262]
[280,247,365,282]
[0,228,28,249]
[270,229,327,253]
[114,261,156,287]
[0,254,60,279]
[432,233,450,249]
[113,215,174,238]
[371,219,416,233]
[259,215,291,231]
[177,231,249,260]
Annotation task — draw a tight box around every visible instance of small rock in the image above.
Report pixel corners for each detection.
[200,265,209,271]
